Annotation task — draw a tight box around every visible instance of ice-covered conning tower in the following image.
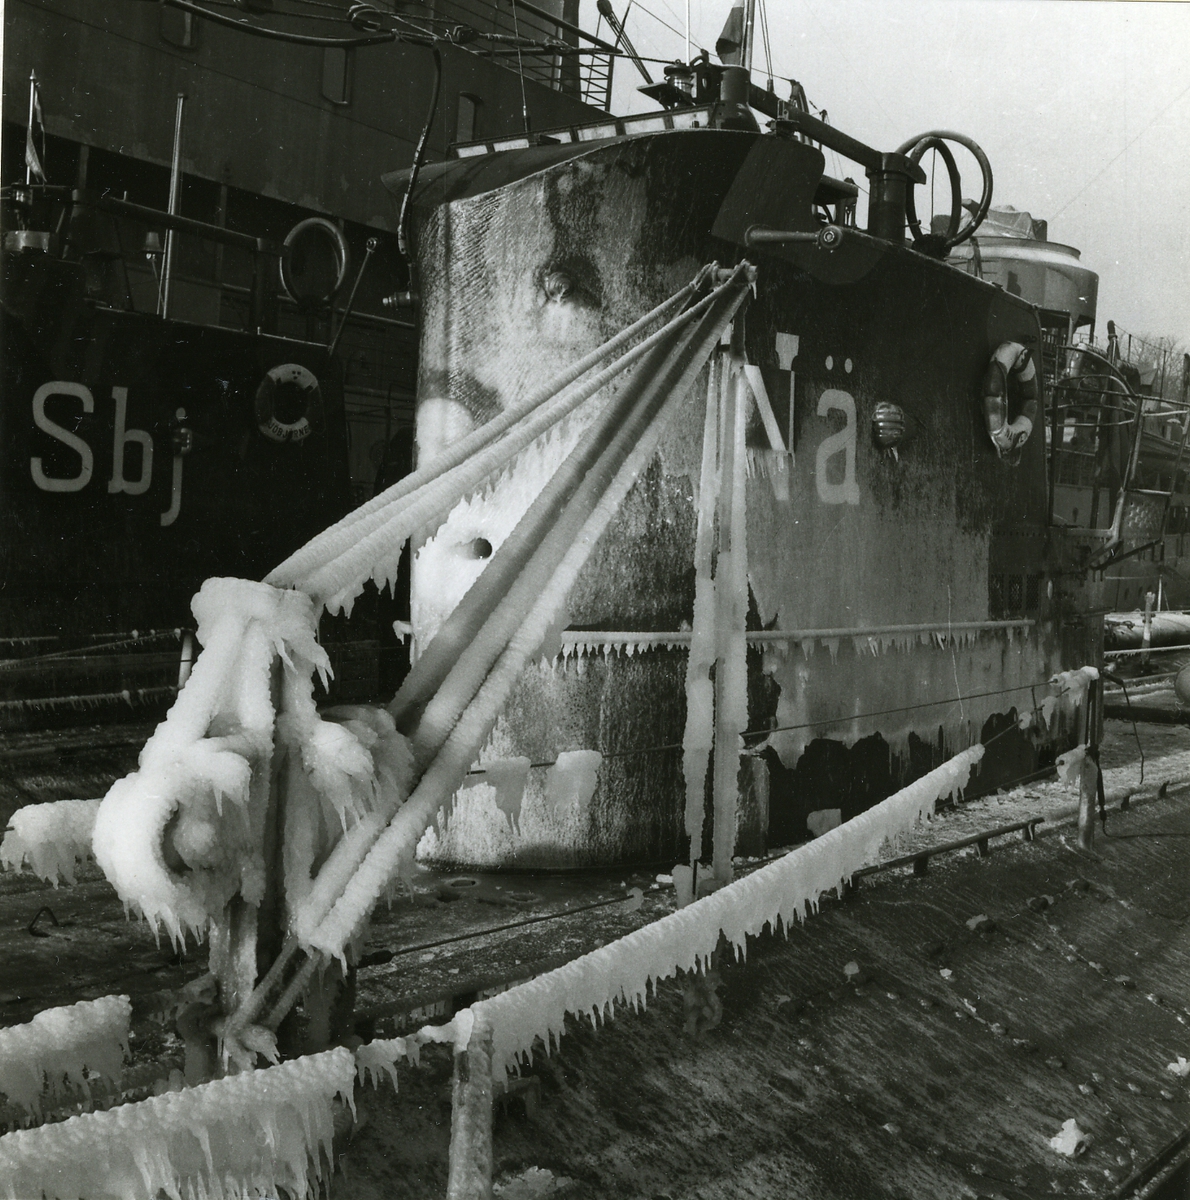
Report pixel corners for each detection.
[396,101,1098,872]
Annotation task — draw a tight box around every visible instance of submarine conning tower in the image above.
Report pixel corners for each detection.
[384,68,1100,873]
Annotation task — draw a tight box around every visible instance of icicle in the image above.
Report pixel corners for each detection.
[1,799,100,887]
[474,757,531,831]
[823,637,840,663]
[0,1046,355,1200]
[799,638,815,659]
[0,995,130,1116]
[1056,744,1086,785]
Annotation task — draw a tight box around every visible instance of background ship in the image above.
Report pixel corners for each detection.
[1,0,614,725]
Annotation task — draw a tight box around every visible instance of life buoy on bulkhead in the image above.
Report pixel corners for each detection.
[982,341,1039,461]
[255,363,321,444]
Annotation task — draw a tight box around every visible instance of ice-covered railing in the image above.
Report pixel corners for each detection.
[0,1046,354,1200]
[375,745,985,1080]
[0,799,99,886]
[0,996,130,1117]
[266,264,724,616]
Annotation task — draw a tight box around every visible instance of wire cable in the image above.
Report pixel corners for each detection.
[397,44,442,261]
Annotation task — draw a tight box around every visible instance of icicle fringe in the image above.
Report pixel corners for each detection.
[1,799,100,886]
[0,996,130,1117]
[412,745,985,1077]
[0,1047,355,1200]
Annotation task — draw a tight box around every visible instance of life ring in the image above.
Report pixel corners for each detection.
[279,217,350,308]
[255,363,321,444]
[982,341,1038,460]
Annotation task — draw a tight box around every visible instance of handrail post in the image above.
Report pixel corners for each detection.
[446,1020,495,1199]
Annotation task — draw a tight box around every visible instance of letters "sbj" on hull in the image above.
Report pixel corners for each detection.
[30,382,184,527]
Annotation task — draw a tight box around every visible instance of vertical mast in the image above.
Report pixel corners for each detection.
[743,0,757,72]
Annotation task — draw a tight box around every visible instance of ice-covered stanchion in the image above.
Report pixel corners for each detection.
[444,745,986,1076]
[0,996,130,1116]
[681,357,720,875]
[0,1046,355,1200]
[1023,666,1100,733]
[91,576,414,996]
[1,799,100,887]
[711,360,751,883]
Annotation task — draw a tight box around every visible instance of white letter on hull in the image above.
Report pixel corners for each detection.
[30,382,94,492]
[815,389,860,505]
[107,386,154,495]
[160,455,184,527]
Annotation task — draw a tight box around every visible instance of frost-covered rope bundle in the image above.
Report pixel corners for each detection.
[453,744,986,1076]
[390,325,694,735]
[0,996,129,1116]
[1,799,100,887]
[267,269,709,590]
[0,1046,354,1200]
[295,285,753,966]
[267,267,733,615]
[399,309,721,762]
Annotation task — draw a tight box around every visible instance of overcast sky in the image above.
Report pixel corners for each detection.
[582,0,1190,357]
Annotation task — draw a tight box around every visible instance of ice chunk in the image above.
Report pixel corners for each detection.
[0,1045,355,1200]
[545,751,602,818]
[0,995,130,1115]
[1048,1117,1090,1156]
[1,799,100,886]
[1167,1056,1190,1078]
[1055,744,1086,786]
[806,809,842,837]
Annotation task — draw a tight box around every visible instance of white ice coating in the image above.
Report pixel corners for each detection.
[0,1046,355,1200]
[90,579,414,951]
[425,745,987,1077]
[1,799,100,887]
[681,357,720,868]
[412,421,591,650]
[0,995,130,1116]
